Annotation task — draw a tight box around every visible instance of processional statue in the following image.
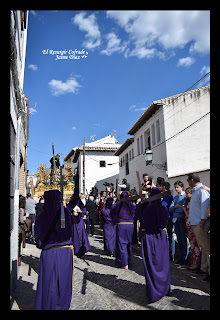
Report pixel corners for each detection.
[49,142,62,185]
[34,143,75,202]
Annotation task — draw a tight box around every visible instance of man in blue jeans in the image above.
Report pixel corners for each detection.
[25,193,36,238]
[169,181,188,266]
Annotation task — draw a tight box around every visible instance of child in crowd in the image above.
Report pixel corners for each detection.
[182,187,201,270]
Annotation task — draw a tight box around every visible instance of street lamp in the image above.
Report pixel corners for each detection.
[145,149,153,164]
[144,149,167,170]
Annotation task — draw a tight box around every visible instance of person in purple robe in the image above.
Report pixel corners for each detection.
[34,190,74,310]
[136,187,171,302]
[111,191,135,269]
[66,170,90,258]
[100,197,116,256]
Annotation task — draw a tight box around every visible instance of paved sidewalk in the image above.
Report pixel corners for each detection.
[11,230,210,310]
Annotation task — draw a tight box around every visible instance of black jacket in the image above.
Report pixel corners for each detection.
[86,200,97,219]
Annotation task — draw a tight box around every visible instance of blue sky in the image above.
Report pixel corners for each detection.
[24,10,210,173]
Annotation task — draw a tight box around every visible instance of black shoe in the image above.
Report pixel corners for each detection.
[175,259,184,265]
[180,259,188,266]
[109,252,115,257]
[191,269,207,276]
[169,254,174,261]
[202,274,210,283]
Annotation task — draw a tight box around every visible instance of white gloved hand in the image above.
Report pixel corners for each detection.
[72,205,81,216]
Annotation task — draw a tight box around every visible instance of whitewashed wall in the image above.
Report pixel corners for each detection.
[163,86,210,178]
[118,86,210,192]
[71,151,120,194]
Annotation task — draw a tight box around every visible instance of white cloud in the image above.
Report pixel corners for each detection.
[28,64,38,71]
[200,65,210,75]
[71,11,209,60]
[101,33,127,56]
[129,104,137,110]
[71,126,77,130]
[177,56,195,67]
[29,107,37,115]
[29,102,37,115]
[30,10,37,16]
[107,11,210,59]
[106,11,139,27]
[126,46,155,59]
[134,108,146,112]
[48,76,81,96]
[198,65,210,88]
[71,12,101,50]
[129,104,146,112]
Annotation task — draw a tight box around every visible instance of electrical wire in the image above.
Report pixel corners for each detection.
[28,76,210,187]
[83,108,209,188]
[90,74,210,149]
[27,147,51,155]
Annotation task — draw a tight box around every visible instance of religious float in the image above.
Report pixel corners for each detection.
[33,143,75,202]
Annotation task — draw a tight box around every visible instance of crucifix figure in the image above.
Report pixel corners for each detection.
[49,143,61,185]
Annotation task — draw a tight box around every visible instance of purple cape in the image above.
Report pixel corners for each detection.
[34,190,73,310]
[137,187,170,302]
[111,192,135,221]
[135,187,169,233]
[111,193,135,267]
[35,190,72,249]
[100,197,115,225]
[100,198,116,252]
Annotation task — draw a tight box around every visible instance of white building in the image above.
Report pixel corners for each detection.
[115,85,210,194]
[10,10,29,295]
[64,135,121,194]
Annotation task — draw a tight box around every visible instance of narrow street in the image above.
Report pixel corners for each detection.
[11,230,210,310]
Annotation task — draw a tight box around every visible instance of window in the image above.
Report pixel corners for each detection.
[100,161,106,167]
[137,137,140,155]
[140,135,143,154]
[125,153,129,175]
[144,129,151,150]
[131,148,134,159]
[151,124,156,146]
[156,119,161,143]
[129,150,131,161]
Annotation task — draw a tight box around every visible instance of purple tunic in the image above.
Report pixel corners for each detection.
[111,192,135,267]
[67,199,90,257]
[34,190,73,310]
[67,170,90,257]
[100,198,116,252]
[111,192,135,221]
[136,187,170,302]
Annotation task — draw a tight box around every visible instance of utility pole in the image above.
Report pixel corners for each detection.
[83,137,85,196]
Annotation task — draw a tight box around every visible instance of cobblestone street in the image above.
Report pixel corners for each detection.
[11,231,210,310]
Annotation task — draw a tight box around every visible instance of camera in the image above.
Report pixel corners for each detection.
[142,178,153,191]
[103,182,110,187]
